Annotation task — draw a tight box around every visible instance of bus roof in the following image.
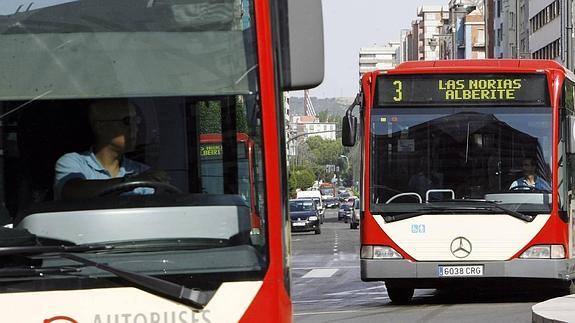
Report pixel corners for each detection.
[393,59,566,71]
[369,59,575,83]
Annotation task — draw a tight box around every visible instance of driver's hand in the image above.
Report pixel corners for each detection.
[126,170,170,183]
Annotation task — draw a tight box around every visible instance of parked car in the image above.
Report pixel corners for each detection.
[350,198,360,229]
[289,199,321,234]
[338,203,354,222]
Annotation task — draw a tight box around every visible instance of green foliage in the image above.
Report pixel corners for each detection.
[198,97,249,134]
[318,110,329,123]
[306,136,343,167]
[288,166,316,197]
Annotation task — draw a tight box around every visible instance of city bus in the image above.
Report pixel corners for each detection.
[0,0,324,321]
[343,59,575,303]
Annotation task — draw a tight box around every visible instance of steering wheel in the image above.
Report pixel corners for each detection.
[509,185,536,191]
[97,181,182,197]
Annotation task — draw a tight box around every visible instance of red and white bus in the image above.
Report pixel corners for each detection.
[343,59,575,303]
[0,0,323,321]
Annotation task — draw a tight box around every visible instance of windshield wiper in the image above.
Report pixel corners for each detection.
[59,253,209,310]
[0,246,209,309]
[439,199,534,222]
[0,266,81,278]
[383,207,453,223]
[383,201,535,223]
[0,244,113,256]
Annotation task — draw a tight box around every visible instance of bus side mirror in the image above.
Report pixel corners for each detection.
[342,115,357,147]
[280,0,324,90]
[568,115,575,154]
[342,93,361,147]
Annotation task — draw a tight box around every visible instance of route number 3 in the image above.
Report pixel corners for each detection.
[392,80,402,102]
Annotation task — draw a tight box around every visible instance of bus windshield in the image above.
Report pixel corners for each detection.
[0,0,267,294]
[370,106,553,213]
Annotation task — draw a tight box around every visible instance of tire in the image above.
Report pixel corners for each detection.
[563,280,575,295]
[386,285,414,304]
[314,227,321,235]
[350,222,354,229]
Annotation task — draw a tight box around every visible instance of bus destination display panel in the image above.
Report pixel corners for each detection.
[376,74,549,106]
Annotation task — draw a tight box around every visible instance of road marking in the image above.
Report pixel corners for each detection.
[292,298,343,303]
[326,285,386,295]
[294,310,373,316]
[292,266,359,270]
[302,268,338,278]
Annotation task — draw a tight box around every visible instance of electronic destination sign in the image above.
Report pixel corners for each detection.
[376,74,549,106]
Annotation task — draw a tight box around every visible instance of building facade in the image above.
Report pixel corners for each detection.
[493,0,530,58]
[418,5,450,61]
[529,0,565,65]
[358,42,400,78]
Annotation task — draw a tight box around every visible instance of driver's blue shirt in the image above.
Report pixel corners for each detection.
[509,176,551,192]
[54,151,150,199]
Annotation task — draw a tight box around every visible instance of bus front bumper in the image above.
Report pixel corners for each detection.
[361,258,573,281]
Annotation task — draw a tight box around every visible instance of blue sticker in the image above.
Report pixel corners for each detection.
[411,224,426,233]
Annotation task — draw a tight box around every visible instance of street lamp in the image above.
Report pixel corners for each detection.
[338,155,350,187]
[429,34,453,59]
[339,155,349,171]
[428,38,438,51]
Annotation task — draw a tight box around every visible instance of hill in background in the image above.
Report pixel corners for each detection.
[289,96,354,116]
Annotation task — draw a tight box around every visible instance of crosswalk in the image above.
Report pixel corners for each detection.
[301,268,339,278]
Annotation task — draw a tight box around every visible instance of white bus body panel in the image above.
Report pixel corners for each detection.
[373,213,551,261]
[0,281,262,322]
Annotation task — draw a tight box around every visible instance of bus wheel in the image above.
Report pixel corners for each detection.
[565,280,575,294]
[386,285,414,304]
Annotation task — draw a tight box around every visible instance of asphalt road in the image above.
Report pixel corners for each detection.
[291,208,559,323]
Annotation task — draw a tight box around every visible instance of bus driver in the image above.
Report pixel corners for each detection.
[509,157,551,192]
[53,99,167,200]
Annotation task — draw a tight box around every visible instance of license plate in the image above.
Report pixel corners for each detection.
[292,222,306,227]
[438,265,484,277]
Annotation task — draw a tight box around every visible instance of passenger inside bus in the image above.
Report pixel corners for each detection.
[408,156,444,200]
[509,157,551,192]
[53,99,169,200]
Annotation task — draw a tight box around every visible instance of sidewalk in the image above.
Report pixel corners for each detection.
[532,294,575,323]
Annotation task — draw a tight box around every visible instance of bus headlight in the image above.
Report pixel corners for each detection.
[520,245,565,259]
[361,245,403,259]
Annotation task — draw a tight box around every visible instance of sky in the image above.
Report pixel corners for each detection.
[294,0,446,99]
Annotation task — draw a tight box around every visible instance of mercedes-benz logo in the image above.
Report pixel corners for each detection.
[450,236,472,258]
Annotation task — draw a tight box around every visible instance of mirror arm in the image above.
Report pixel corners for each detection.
[345,93,361,119]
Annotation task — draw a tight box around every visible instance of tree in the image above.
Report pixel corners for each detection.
[303,136,349,182]
[198,97,249,134]
[288,166,316,197]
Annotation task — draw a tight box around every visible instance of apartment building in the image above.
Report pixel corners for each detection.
[418,5,450,61]
[358,42,400,78]
[492,0,530,58]
[529,0,566,65]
